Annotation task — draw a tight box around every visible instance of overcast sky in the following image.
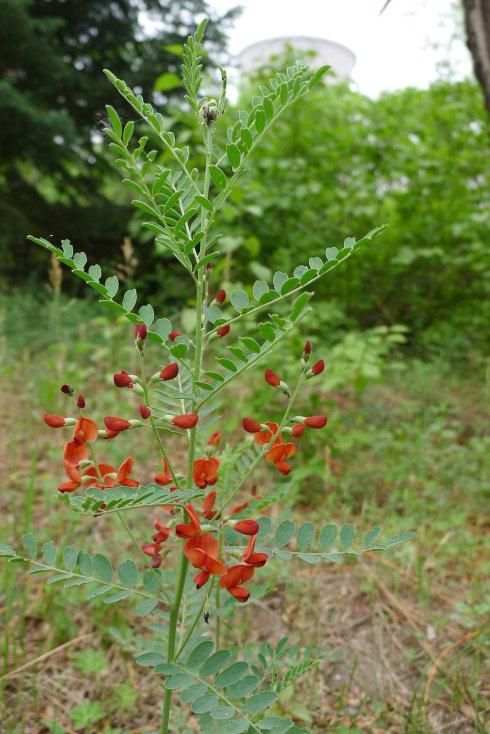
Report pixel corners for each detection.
[209,0,473,97]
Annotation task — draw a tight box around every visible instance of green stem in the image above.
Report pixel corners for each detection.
[161,126,213,734]
[139,350,182,490]
[174,576,216,661]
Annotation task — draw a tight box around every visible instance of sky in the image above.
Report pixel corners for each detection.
[209,0,473,97]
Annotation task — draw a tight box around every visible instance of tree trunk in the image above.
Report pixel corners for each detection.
[463,0,490,113]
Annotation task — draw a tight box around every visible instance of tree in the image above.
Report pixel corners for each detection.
[463,0,490,114]
[217,75,490,353]
[0,0,236,283]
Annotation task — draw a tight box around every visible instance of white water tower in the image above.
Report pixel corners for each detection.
[238,36,355,81]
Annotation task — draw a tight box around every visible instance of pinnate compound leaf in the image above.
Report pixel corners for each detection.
[214,661,249,688]
[92,553,113,583]
[242,690,277,713]
[186,639,214,668]
[200,650,232,676]
[118,559,138,587]
[274,520,296,548]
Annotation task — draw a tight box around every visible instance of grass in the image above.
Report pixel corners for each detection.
[0,294,488,732]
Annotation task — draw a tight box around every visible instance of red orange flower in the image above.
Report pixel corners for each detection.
[219,564,254,602]
[202,491,217,520]
[193,457,219,489]
[155,458,173,486]
[242,534,268,568]
[58,462,82,493]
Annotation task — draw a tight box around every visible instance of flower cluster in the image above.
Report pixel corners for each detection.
[242,342,327,475]
[139,430,268,601]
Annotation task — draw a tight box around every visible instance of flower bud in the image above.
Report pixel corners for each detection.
[78,459,94,470]
[230,519,259,536]
[304,340,311,356]
[309,360,324,377]
[135,323,147,341]
[139,404,151,420]
[43,413,70,428]
[151,556,162,568]
[304,415,328,429]
[171,413,198,429]
[264,369,281,387]
[215,289,226,304]
[76,394,86,409]
[292,423,305,438]
[208,431,221,446]
[169,330,181,342]
[60,384,74,395]
[104,416,132,432]
[217,324,230,337]
[114,370,133,388]
[160,363,179,381]
[242,417,263,433]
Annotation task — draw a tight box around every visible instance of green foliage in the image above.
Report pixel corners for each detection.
[219,76,490,355]
[0,538,168,612]
[63,483,202,515]
[0,0,233,283]
[227,520,416,566]
[136,638,314,732]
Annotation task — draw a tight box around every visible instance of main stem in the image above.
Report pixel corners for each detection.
[161,128,213,734]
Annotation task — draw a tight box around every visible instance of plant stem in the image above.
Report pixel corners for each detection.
[139,350,182,490]
[161,126,213,734]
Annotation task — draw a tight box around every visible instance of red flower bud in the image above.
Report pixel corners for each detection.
[151,556,162,568]
[114,370,133,388]
[172,413,198,429]
[43,413,67,428]
[76,394,86,409]
[233,519,259,536]
[242,418,263,433]
[215,289,226,304]
[60,384,73,395]
[194,571,210,589]
[304,340,311,355]
[292,423,305,437]
[141,542,160,558]
[135,323,147,341]
[265,368,281,387]
[208,431,221,446]
[139,404,151,420]
[310,360,324,376]
[160,363,179,381]
[169,330,181,341]
[104,416,132,432]
[304,415,328,429]
[217,324,230,337]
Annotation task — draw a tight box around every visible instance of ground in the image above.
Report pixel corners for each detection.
[0,345,488,733]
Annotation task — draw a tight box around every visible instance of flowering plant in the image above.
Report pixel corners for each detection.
[1,20,415,733]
